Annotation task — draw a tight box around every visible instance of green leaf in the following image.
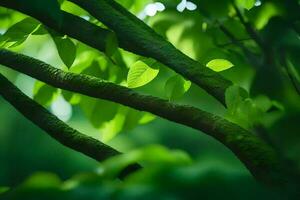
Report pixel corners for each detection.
[236,0,256,10]
[61,90,81,105]
[206,59,234,72]
[0,17,40,47]
[127,60,159,88]
[225,85,249,110]
[80,97,119,128]
[98,145,191,178]
[165,75,191,100]
[53,36,76,68]
[253,95,272,112]
[139,113,156,124]
[0,187,9,194]
[33,81,58,106]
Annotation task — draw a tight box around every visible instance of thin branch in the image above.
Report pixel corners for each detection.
[0,49,282,184]
[280,49,300,96]
[218,23,262,68]
[231,0,266,51]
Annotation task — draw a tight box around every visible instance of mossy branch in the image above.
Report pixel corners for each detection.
[0,0,232,105]
[0,49,282,184]
[0,73,119,162]
[0,1,114,54]
[0,73,141,178]
[68,0,232,105]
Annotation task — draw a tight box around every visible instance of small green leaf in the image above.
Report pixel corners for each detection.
[53,36,76,68]
[165,75,191,100]
[225,85,249,110]
[206,59,234,72]
[139,113,156,124]
[253,95,272,112]
[236,0,256,10]
[127,60,159,88]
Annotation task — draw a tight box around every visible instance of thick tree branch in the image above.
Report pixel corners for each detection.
[0,0,233,105]
[0,49,282,184]
[0,73,141,178]
[0,1,114,53]
[67,0,233,105]
[0,73,119,162]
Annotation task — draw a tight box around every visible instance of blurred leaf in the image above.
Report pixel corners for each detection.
[253,95,272,112]
[139,113,156,124]
[236,0,256,10]
[53,36,76,68]
[0,187,9,194]
[98,145,192,178]
[225,85,248,109]
[165,75,191,100]
[61,90,81,105]
[127,60,159,88]
[21,172,62,189]
[206,59,234,72]
[33,81,58,106]
[0,17,40,47]
[80,97,119,128]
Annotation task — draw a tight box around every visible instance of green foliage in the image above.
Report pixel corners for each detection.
[0,18,41,47]
[33,81,58,107]
[52,35,77,68]
[80,97,119,129]
[225,85,284,129]
[206,59,234,72]
[1,0,300,199]
[164,75,191,100]
[236,0,256,10]
[127,60,159,88]
[99,145,191,178]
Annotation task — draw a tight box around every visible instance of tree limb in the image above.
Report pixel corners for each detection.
[0,72,141,178]
[0,1,114,53]
[0,49,282,184]
[67,0,233,105]
[0,74,119,162]
[0,0,234,105]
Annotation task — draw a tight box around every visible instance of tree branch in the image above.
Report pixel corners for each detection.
[0,49,282,184]
[0,1,114,53]
[231,1,266,51]
[0,0,233,105]
[0,73,119,162]
[66,0,233,105]
[0,72,141,178]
